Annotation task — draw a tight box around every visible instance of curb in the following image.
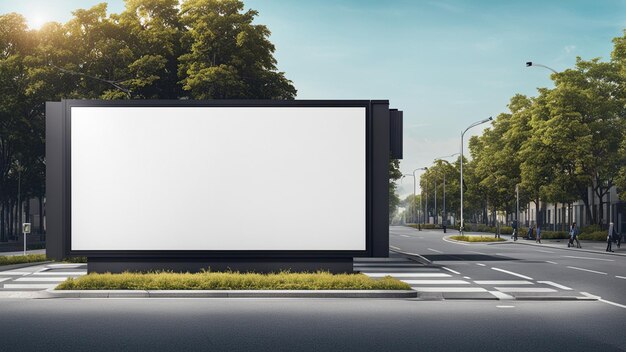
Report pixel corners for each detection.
[513,241,626,257]
[389,248,433,265]
[0,261,53,272]
[43,289,418,299]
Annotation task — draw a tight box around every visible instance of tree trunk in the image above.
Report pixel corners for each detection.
[554,203,557,231]
[535,197,540,227]
[0,201,5,242]
[38,196,44,240]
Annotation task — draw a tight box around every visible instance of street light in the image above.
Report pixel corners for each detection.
[525,61,558,74]
[460,117,493,232]
[416,167,428,226]
[434,153,460,231]
[406,168,428,227]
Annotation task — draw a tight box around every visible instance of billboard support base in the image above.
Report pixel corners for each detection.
[87,257,355,274]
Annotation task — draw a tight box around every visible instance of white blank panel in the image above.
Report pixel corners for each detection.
[70,106,366,251]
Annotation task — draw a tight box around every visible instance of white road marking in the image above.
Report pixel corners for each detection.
[364,273,451,278]
[490,291,514,300]
[0,271,32,276]
[474,280,533,285]
[32,272,85,276]
[616,276,626,280]
[389,245,402,251]
[535,249,555,253]
[412,287,488,292]
[566,266,607,275]
[403,280,469,285]
[3,284,57,289]
[14,277,68,282]
[538,281,573,290]
[0,278,10,283]
[427,248,443,253]
[546,261,558,265]
[495,287,557,293]
[400,235,410,238]
[580,292,626,309]
[463,276,471,280]
[442,237,469,245]
[562,255,614,262]
[491,267,533,280]
[496,305,516,308]
[46,264,85,268]
[442,267,461,275]
[467,251,485,255]
[476,263,486,267]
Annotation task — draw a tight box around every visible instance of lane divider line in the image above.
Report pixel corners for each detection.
[616,276,626,280]
[546,261,558,265]
[476,263,486,267]
[442,267,461,275]
[427,248,443,253]
[491,267,533,280]
[580,292,626,309]
[566,266,607,275]
[537,281,573,290]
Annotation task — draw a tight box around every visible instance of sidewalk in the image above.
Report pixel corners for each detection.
[509,237,626,257]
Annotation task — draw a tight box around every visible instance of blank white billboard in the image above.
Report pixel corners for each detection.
[70,106,366,251]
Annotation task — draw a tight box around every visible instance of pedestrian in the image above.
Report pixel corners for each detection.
[495,221,501,239]
[527,226,534,240]
[569,222,581,248]
[536,225,541,243]
[512,219,518,241]
[607,222,617,252]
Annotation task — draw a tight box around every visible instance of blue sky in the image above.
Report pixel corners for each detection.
[2,0,626,197]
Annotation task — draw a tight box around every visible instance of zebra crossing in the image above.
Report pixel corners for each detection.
[354,254,579,300]
[0,263,86,291]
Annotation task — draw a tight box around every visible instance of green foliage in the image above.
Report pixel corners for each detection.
[578,231,610,241]
[0,254,47,266]
[56,271,411,290]
[0,1,296,241]
[389,158,402,221]
[62,256,88,263]
[449,235,505,242]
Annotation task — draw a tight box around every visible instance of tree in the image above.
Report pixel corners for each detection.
[389,158,402,222]
[0,0,297,242]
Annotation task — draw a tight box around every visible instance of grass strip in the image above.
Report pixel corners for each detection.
[450,235,506,243]
[0,254,47,266]
[56,271,411,291]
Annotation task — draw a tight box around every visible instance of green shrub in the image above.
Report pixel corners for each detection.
[578,231,608,241]
[62,256,87,263]
[449,235,506,242]
[0,254,47,266]
[56,271,411,290]
[580,224,602,234]
[540,231,569,239]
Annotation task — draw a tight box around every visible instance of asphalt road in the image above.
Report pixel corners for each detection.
[390,226,626,307]
[0,298,624,351]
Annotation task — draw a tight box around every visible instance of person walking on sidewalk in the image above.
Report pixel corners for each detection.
[607,222,617,252]
[535,225,541,243]
[527,226,534,240]
[569,222,581,248]
[495,222,501,239]
[511,220,518,241]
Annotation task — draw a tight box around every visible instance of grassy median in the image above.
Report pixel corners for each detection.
[56,271,411,290]
[450,235,506,243]
[0,254,47,266]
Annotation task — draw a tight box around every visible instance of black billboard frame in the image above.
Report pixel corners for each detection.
[51,99,391,262]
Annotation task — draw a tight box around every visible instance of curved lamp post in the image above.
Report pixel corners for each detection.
[460,118,492,232]
[525,61,558,74]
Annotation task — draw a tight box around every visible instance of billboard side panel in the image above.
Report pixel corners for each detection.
[45,102,66,260]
